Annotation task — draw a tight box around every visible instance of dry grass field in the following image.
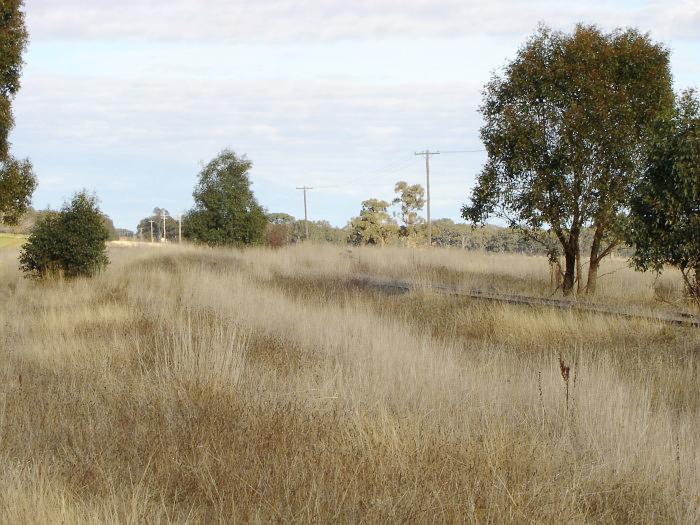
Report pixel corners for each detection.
[0,243,698,523]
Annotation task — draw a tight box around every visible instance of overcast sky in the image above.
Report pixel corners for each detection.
[11,0,700,229]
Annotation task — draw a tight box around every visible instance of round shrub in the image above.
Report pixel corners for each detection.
[19,191,110,278]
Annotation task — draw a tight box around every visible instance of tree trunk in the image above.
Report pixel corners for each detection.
[576,242,583,294]
[586,260,600,295]
[553,228,580,297]
[550,258,563,291]
[693,264,700,300]
[586,224,605,296]
[562,249,576,296]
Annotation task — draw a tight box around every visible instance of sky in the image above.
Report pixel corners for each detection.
[10,0,700,230]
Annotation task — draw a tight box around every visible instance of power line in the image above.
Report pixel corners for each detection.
[301,149,484,191]
[439,149,485,154]
[312,158,416,190]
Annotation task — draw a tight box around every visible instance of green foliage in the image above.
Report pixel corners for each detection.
[0,0,27,159]
[348,199,398,246]
[0,207,46,234]
[101,214,119,241]
[267,212,296,225]
[264,222,289,248]
[265,212,348,246]
[183,150,267,247]
[0,1,35,227]
[115,228,134,239]
[292,219,347,244]
[19,192,110,278]
[392,181,425,239]
[0,156,36,224]
[429,220,531,253]
[1,206,118,240]
[462,24,674,294]
[629,89,700,300]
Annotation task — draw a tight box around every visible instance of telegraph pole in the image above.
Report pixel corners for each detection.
[414,150,440,247]
[161,211,168,242]
[178,214,182,243]
[296,186,313,240]
[149,220,154,243]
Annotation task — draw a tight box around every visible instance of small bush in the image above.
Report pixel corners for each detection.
[264,223,289,248]
[19,191,110,278]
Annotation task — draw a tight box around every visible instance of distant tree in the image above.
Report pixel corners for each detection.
[392,181,425,242]
[0,157,35,224]
[0,0,27,159]
[265,222,290,248]
[267,212,296,225]
[137,207,178,241]
[115,228,134,239]
[263,212,348,245]
[0,1,36,226]
[462,24,674,295]
[183,150,267,246]
[0,207,50,234]
[628,89,700,307]
[19,191,110,278]
[291,219,347,244]
[101,214,119,240]
[430,219,465,248]
[348,199,398,246]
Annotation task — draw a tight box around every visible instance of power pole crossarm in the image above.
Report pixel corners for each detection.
[296,186,313,241]
[414,150,440,247]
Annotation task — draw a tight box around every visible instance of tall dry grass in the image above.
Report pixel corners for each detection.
[0,243,698,523]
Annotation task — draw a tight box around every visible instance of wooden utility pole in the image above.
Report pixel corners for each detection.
[149,220,154,242]
[414,150,440,247]
[296,186,313,240]
[161,211,167,242]
[178,215,182,243]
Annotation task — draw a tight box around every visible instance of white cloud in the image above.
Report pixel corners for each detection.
[14,73,479,156]
[28,0,700,43]
[11,71,483,221]
[15,0,700,228]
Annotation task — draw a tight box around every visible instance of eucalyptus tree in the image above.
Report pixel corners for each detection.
[393,181,425,241]
[628,89,700,306]
[348,199,398,246]
[183,149,267,246]
[462,24,674,295]
[0,0,36,225]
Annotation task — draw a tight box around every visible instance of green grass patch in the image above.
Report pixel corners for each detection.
[0,233,26,249]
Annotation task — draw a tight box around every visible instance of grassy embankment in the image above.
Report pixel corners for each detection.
[0,243,697,522]
[0,233,25,249]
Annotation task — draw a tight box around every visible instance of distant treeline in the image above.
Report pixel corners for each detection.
[2,207,633,258]
[0,207,120,241]
[265,213,632,256]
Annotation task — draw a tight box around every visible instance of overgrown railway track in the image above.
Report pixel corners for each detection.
[350,275,700,328]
